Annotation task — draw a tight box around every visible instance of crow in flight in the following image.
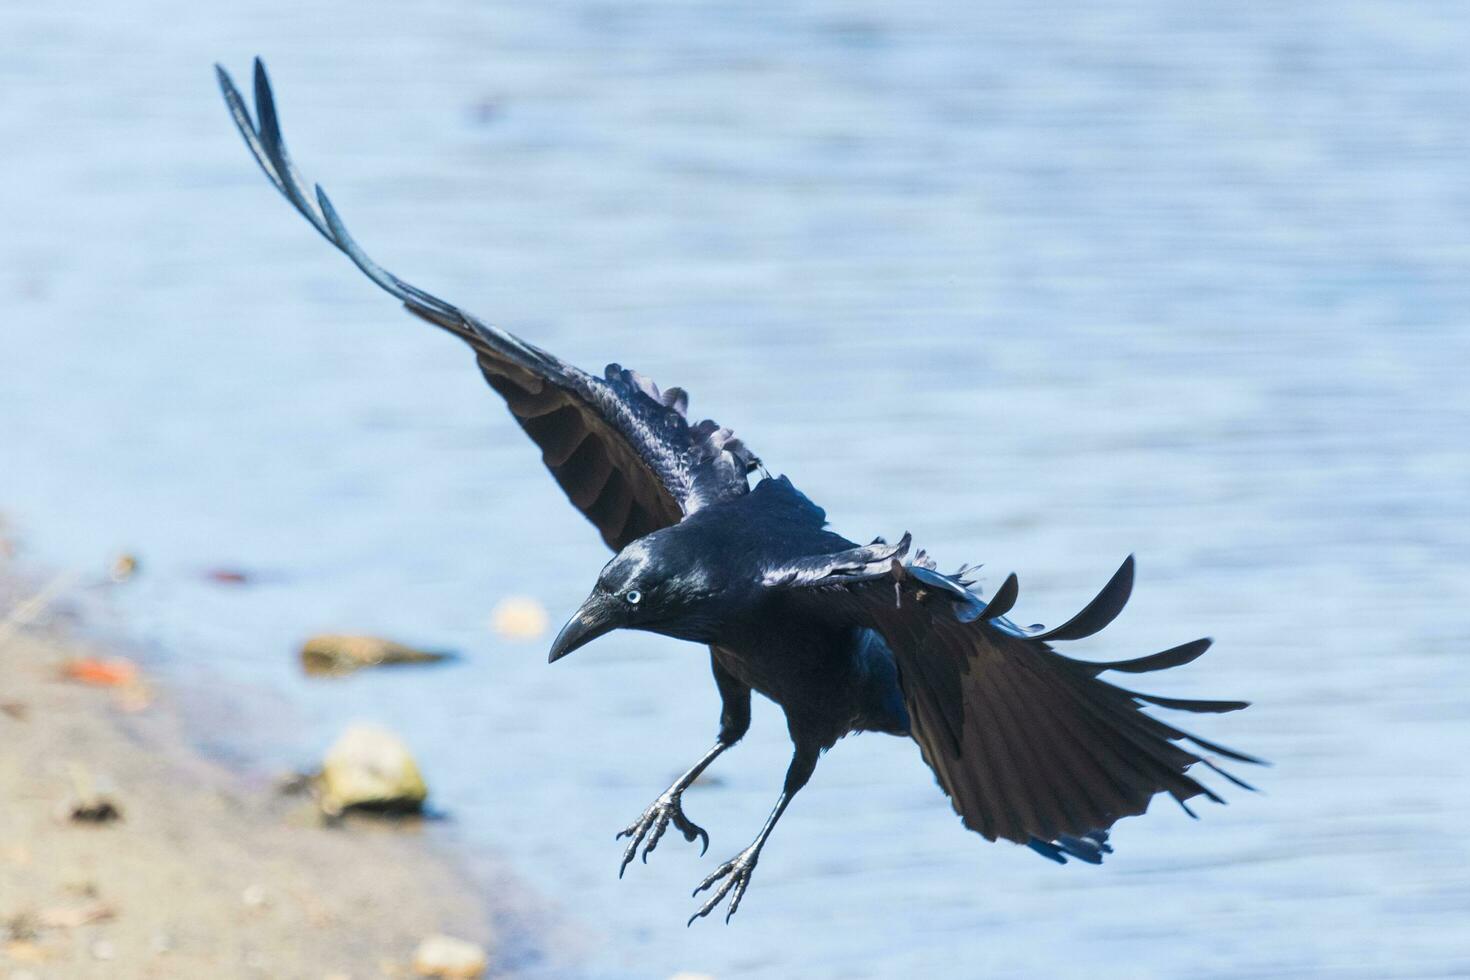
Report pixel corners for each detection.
[218,59,1260,925]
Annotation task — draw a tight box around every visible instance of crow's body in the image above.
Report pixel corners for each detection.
[218,60,1262,924]
[654,478,909,739]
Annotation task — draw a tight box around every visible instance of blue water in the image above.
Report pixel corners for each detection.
[4,2,1470,976]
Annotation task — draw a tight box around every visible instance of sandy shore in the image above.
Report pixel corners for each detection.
[0,572,508,979]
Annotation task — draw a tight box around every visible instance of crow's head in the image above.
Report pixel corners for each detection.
[547,529,727,662]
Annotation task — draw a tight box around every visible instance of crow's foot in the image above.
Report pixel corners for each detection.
[616,790,708,877]
[688,845,760,925]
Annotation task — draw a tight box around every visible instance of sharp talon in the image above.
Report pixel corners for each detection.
[641,811,670,864]
[618,819,650,879]
[727,869,751,919]
[693,866,723,896]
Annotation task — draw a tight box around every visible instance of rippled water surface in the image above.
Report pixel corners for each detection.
[4,2,1470,976]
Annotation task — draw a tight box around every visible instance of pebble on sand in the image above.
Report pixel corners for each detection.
[412,934,488,979]
[241,884,269,909]
[62,765,123,824]
[489,596,549,641]
[299,634,454,676]
[319,724,428,816]
[66,794,123,823]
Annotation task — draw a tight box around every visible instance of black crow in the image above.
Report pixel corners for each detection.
[217,60,1261,925]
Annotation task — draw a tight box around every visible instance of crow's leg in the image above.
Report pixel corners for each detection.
[688,739,819,925]
[617,651,752,876]
[617,741,725,874]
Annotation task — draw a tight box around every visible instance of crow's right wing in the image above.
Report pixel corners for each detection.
[766,541,1261,857]
[217,59,759,551]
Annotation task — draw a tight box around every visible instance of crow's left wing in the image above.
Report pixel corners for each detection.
[766,541,1261,861]
[217,60,758,551]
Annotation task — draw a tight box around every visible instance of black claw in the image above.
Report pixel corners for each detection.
[670,808,710,856]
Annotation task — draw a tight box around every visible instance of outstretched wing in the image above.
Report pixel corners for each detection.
[216,59,759,551]
[767,541,1261,860]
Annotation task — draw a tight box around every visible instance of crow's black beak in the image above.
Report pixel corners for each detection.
[548,592,619,663]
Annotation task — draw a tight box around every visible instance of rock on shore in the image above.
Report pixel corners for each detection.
[320,724,429,816]
[299,634,455,676]
[413,934,489,978]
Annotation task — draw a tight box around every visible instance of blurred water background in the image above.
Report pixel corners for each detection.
[4,1,1470,976]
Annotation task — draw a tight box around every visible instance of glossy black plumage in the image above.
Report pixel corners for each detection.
[218,59,1262,925]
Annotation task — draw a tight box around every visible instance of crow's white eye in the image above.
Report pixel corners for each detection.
[625,590,642,606]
